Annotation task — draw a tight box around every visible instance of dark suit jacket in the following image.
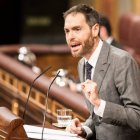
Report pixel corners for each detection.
[78,41,140,140]
[111,38,122,49]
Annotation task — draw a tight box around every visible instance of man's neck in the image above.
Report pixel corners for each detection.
[85,37,100,60]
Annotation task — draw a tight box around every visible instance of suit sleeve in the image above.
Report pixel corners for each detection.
[101,54,140,131]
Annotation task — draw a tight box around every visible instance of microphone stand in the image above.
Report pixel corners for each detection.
[41,70,60,140]
[22,66,52,121]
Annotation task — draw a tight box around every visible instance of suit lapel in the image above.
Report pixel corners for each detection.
[79,42,111,91]
[93,42,110,92]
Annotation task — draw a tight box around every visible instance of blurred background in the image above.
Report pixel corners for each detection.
[0,0,139,45]
[0,0,140,130]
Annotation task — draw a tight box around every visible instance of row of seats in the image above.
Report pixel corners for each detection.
[118,13,140,66]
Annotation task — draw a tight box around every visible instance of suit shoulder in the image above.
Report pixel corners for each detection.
[110,46,139,67]
[111,46,133,59]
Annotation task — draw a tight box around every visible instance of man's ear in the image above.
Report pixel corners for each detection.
[92,23,100,37]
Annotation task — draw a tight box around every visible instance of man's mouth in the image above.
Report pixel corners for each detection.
[71,43,81,48]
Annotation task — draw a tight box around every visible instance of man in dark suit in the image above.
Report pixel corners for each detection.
[64,4,140,140]
[99,14,122,49]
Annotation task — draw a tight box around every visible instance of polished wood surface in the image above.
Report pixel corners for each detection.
[0,107,27,140]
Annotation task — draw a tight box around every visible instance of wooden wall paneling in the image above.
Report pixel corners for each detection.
[93,0,118,39]
[133,0,140,14]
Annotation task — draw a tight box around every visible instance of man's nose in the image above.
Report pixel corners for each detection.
[67,31,75,41]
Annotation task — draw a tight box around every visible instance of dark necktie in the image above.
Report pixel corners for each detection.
[85,62,92,80]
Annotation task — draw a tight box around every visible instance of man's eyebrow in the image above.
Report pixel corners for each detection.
[71,26,81,30]
[64,25,81,30]
[64,27,68,31]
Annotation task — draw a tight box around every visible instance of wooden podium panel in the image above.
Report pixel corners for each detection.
[0,107,27,140]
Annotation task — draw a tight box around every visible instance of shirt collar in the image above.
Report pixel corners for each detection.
[106,36,113,44]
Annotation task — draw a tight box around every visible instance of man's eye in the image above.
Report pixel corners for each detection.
[65,30,69,34]
[75,28,81,31]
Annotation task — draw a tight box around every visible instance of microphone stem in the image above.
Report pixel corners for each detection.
[41,71,60,140]
[22,66,51,120]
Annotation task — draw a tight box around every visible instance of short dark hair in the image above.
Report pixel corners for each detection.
[99,14,112,36]
[63,4,100,27]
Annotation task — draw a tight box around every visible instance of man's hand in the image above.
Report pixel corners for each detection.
[65,118,86,137]
[81,80,101,107]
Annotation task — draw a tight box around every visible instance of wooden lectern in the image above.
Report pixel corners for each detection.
[0,107,28,140]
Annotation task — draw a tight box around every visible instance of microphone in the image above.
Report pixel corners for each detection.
[41,70,60,140]
[22,66,52,120]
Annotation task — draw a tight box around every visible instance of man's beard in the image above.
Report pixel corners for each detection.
[71,44,92,58]
[71,51,81,57]
[71,35,94,58]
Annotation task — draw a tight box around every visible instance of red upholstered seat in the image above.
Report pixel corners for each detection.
[118,13,133,47]
[129,16,140,50]
[118,13,140,66]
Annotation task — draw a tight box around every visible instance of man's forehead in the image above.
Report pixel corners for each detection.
[64,13,86,26]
